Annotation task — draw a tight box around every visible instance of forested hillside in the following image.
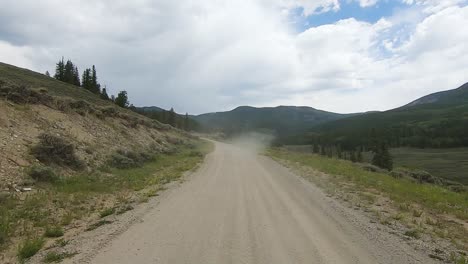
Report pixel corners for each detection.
[194,105,356,137]
[295,82,468,149]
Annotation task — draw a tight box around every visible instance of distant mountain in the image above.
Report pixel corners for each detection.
[307,82,468,148]
[194,105,356,137]
[133,106,199,131]
[404,82,468,107]
[137,106,166,112]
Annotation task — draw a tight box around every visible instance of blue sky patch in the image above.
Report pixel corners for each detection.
[292,0,410,31]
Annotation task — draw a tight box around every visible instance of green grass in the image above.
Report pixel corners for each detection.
[99,208,115,218]
[43,251,76,263]
[44,226,64,238]
[390,147,468,184]
[0,62,112,107]
[17,237,44,261]
[0,139,213,258]
[267,148,468,220]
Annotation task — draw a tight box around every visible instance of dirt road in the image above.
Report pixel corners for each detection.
[87,141,436,264]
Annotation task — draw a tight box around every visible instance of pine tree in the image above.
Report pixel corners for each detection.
[82,68,92,91]
[350,151,357,162]
[372,142,393,170]
[100,86,110,100]
[64,60,75,84]
[168,108,176,127]
[337,145,342,159]
[326,146,333,158]
[91,65,101,94]
[184,113,189,131]
[115,91,129,108]
[54,57,65,81]
[73,66,80,86]
[45,71,50,77]
[357,149,363,163]
[312,144,319,154]
[320,145,326,156]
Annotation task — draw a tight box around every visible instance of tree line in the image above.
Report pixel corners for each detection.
[132,107,200,131]
[300,128,393,171]
[47,57,198,131]
[49,57,129,108]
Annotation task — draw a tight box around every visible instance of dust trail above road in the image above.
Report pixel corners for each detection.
[83,141,437,264]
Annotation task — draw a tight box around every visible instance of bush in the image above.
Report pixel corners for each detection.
[404,229,421,239]
[108,153,136,169]
[43,251,75,263]
[391,168,442,185]
[17,237,44,261]
[189,150,203,157]
[0,218,8,246]
[0,85,52,105]
[102,106,118,117]
[44,226,64,238]
[28,165,59,182]
[43,252,63,263]
[108,149,156,169]
[31,133,84,169]
[99,208,115,218]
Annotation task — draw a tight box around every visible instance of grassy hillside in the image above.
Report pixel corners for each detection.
[0,62,115,107]
[307,82,468,148]
[194,105,356,137]
[267,148,468,261]
[390,148,468,185]
[0,62,209,262]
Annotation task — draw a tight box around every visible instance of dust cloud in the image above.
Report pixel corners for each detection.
[228,132,275,153]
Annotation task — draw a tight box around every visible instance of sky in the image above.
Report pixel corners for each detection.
[0,0,467,114]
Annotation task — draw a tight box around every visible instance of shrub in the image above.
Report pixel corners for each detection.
[1,85,52,105]
[404,229,421,239]
[43,251,75,263]
[28,165,59,182]
[17,237,44,261]
[108,153,136,169]
[189,150,203,157]
[0,216,9,246]
[99,208,115,218]
[108,149,156,169]
[43,252,63,263]
[102,106,118,117]
[31,133,84,169]
[44,226,64,238]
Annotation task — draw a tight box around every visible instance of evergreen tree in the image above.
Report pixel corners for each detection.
[337,145,342,159]
[312,144,319,154]
[45,71,50,77]
[82,68,92,91]
[357,149,363,163]
[320,145,326,156]
[168,108,176,127]
[326,146,333,158]
[64,60,75,84]
[100,86,110,100]
[350,151,357,162]
[73,66,80,86]
[54,57,65,81]
[91,65,101,94]
[184,113,189,131]
[372,142,393,170]
[115,91,129,108]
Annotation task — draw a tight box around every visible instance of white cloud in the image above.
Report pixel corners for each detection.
[0,0,467,114]
[356,0,380,7]
[0,41,34,69]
